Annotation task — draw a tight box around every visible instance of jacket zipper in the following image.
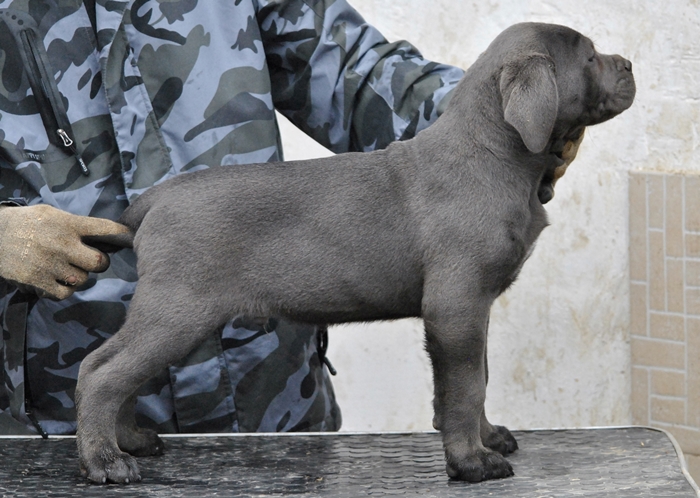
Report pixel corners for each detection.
[57,129,89,174]
[19,29,89,176]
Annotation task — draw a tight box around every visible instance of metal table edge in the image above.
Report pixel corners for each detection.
[520,425,700,496]
[1,425,698,495]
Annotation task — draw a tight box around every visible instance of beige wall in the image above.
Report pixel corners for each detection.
[629,171,700,480]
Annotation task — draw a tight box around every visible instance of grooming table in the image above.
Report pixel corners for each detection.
[1,427,698,497]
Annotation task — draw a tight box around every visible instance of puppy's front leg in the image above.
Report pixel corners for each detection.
[480,409,518,456]
[480,335,518,455]
[424,297,513,482]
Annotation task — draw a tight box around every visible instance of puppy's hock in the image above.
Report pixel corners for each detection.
[74,22,634,485]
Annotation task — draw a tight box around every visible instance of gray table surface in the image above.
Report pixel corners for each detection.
[1,427,698,497]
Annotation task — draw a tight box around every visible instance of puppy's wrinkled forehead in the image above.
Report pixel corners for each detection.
[542,26,598,66]
[495,22,591,61]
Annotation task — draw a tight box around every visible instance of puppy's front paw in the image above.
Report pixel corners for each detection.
[79,446,141,484]
[445,447,513,482]
[482,425,518,456]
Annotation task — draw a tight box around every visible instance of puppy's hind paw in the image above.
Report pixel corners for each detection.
[445,448,513,482]
[118,427,165,457]
[80,449,141,484]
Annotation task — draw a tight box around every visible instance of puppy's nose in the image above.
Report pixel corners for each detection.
[614,56,632,72]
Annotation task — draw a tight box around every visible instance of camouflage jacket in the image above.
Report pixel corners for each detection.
[0,0,464,436]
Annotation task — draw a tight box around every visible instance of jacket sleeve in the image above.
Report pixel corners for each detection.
[257,0,465,153]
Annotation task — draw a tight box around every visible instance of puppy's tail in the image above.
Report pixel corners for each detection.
[82,189,159,253]
[82,230,134,253]
[118,187,162,235]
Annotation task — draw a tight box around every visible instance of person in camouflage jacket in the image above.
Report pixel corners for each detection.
[0,0,464,437]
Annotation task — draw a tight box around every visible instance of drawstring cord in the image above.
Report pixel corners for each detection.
[316,325,337,376]
[23,295,48,439]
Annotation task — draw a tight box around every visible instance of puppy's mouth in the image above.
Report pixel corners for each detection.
[616,74,636,101]
[589,78,636,126]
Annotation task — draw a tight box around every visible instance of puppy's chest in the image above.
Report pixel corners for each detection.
[491,206,548,293]
[499,239,537,293]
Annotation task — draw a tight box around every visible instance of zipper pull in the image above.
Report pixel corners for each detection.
[57,128,89,176]
[57,128,73,147]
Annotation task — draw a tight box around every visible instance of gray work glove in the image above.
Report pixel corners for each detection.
[0,204,131,300]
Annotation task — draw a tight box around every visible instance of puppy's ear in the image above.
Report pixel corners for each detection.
[500,54,558,153]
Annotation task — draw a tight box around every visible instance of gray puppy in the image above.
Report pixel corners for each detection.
[75,22,635,484]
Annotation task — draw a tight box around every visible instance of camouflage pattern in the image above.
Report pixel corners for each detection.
[0,0,464,436]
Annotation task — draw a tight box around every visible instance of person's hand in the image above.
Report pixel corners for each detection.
[552,128,586,186]
[0,204,131,300]
[537,128,586,204]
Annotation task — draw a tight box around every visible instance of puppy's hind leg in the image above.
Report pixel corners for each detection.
[76,284,227,484]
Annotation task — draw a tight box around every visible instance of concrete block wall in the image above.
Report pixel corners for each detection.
[629,171,700,481]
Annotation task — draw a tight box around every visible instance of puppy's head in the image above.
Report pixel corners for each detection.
[497,23,636,155]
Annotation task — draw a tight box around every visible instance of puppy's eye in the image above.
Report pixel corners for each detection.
[588,54,596,62]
